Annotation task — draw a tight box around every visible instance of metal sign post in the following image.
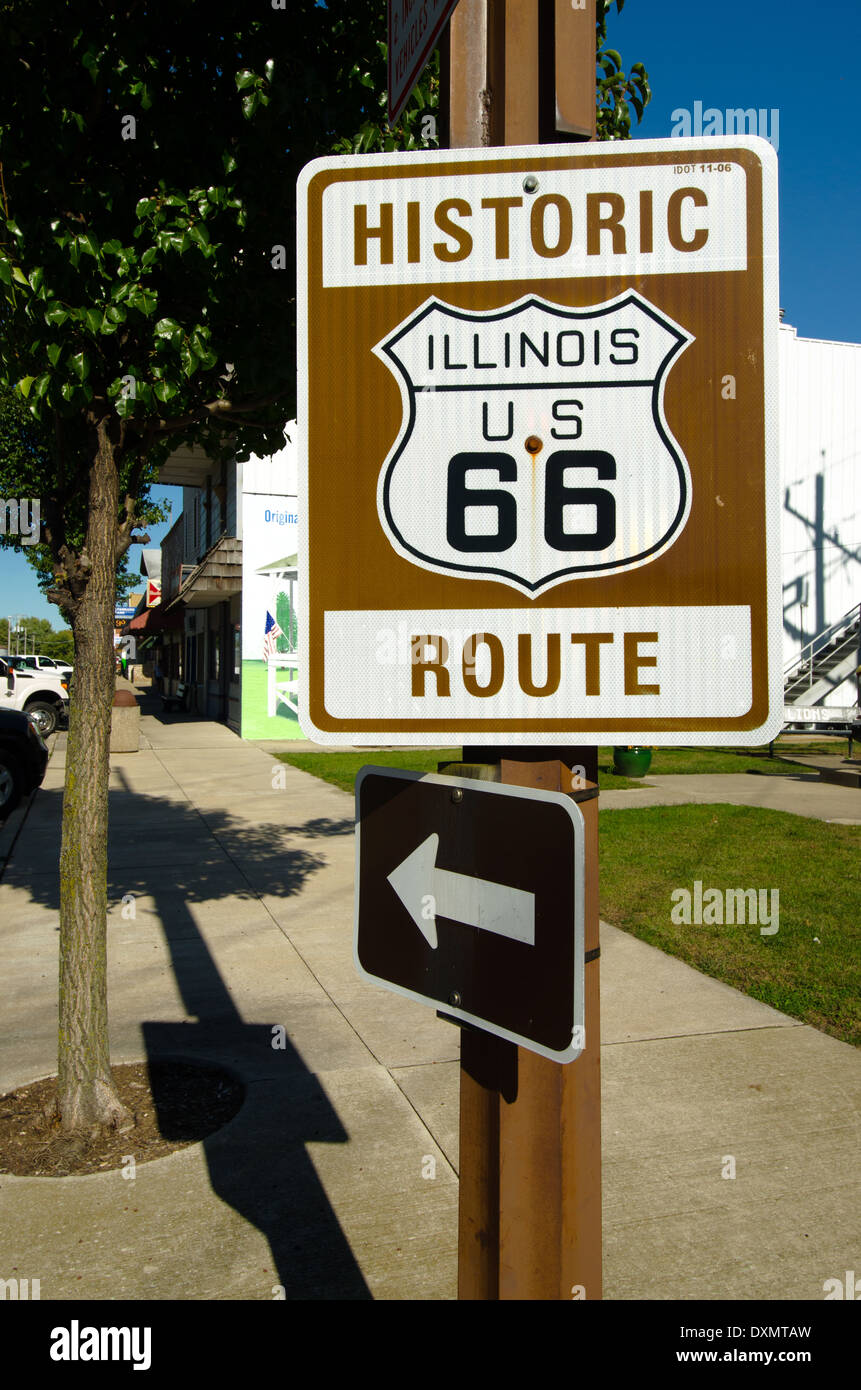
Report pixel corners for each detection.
[452,748,602,1300]
[443,0,602,1302]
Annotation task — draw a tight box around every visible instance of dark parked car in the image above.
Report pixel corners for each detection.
[0,708,50,815]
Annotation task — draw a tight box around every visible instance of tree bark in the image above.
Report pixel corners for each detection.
[57,416,132,1132]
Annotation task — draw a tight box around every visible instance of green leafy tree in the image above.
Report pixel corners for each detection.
[0,2,411,1133]
[6,615,54,651]
[0,0,650,1137]
[332,48,441,155]
[275,589,297,654]
[596,0,651,140]
[42,627,75,664]
[1,614,74,663]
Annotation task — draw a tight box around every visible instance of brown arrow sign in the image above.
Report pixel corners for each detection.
[354,766,585,1061]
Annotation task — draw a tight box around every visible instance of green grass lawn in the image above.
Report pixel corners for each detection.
[275,747,646,791]
[599,803,861,1046]
[772,738,852,758]
[274,742,818,794]
[637,743,847,776]
[275,748,859,1045]
[276,748,475,795]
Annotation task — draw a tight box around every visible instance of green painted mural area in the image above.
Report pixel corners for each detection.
[240,659,305,741]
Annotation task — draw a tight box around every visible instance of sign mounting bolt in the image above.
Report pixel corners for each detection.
[451,788,463,802]
[449,991,462,1007]
[523,175,539,193]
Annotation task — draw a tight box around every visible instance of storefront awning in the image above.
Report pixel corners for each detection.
[164,535,241,610]
[126,604,185,635]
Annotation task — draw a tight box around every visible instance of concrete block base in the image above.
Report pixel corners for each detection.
[110,704,140,753]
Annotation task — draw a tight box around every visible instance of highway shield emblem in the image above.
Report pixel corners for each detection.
[375,291,694,596]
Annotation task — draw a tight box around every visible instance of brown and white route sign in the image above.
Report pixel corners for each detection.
[297,137,781,746]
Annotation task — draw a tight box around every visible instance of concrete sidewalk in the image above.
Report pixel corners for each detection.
[600,770,861,822]
[0,715,858,1300]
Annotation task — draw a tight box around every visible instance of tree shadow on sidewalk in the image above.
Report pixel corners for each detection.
[13,775,371,1299]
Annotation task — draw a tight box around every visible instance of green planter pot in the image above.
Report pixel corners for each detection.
[613,746,652,777]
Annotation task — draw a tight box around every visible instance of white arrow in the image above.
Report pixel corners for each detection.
[387,833,535,951]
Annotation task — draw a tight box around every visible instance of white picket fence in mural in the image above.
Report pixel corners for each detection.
[267,652,302,719]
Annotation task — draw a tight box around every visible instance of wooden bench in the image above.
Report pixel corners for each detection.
[160,682,189,713]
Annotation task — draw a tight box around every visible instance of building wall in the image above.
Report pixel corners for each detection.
[779,324,860,706]
[161,516,185,604]
[228,592,242,732]
[168,463,240,716]
[226,460,238,539]
[237,438,298,508]
[182,488,201,563]
[238,430,301,741]
[204,602,225,721]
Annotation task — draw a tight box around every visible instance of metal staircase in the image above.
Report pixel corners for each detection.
[783,603,860,731]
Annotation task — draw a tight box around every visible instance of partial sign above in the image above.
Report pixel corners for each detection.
[555,0,596,139]
[355,767,585,1062]
[388,0,460,124]
[298,138,781,745]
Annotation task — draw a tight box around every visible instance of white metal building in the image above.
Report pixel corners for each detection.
[778,321,860,722]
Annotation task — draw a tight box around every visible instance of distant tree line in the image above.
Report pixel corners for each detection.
[1,613,75,663]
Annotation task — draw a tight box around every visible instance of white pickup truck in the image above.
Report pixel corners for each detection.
[7,653,74,678]
[0,656,69,736]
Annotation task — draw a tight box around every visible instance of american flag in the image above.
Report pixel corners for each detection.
[263,611,285,662]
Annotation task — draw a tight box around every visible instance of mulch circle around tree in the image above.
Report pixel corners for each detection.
[0,1059,244,1177]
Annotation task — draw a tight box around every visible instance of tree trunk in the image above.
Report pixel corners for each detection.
[57,417,132,1132]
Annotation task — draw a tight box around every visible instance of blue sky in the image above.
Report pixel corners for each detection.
[0,485,184,638]
[605,0,860,343]
[2,0,858,631]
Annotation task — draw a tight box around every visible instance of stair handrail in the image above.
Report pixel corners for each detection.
[784,601,861,679]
